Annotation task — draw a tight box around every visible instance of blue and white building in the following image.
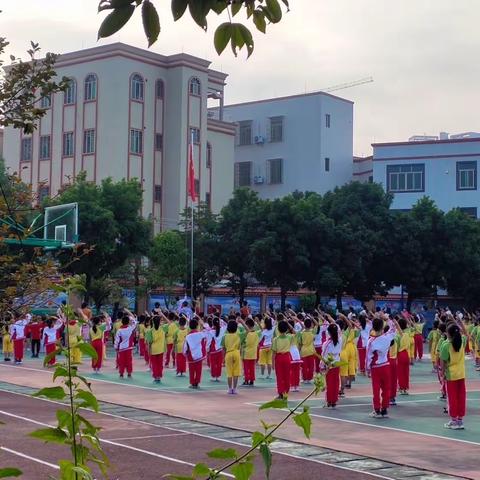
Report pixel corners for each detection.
[373,135,480,218]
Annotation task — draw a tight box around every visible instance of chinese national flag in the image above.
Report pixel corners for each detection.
[188,142,197,202]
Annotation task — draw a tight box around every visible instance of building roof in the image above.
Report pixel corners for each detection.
[372,137,480,148]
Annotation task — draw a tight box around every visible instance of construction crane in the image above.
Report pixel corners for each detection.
[306,76,374,95]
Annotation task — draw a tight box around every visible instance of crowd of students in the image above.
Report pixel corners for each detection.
[1,300,478,431]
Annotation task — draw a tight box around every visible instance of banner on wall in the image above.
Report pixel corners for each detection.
[204,296,262,315]
[266,296,300,312]
[148,294,192,312]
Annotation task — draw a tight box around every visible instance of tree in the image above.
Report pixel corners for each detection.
[51,173,152,297]
[97,0,290,57]
[217,188,263,304]
[89,276,125,311]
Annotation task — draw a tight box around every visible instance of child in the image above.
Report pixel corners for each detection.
[43,318,60,366]
[357,315,372,375]
[271,320,293,400]
[27,316,44,358]
[339,315,358,394]
[414,316,424,361]
[174,317,188,377]
[440,323,467,429]
[396,318,411,395]
[165,312,178,368]
[322,323,342,408]
[223,320,241,394]
[11,314,29,364]
[143,317,152,366]
[146,315,168,383]
[240,318,259,386]
[258,316,274,379]
[114,314,137,378]
[67,314,82,365]
[436,322,448,403]
[183,318,207,389]
[1,318,13,362]
[209,317,226,381]
[288,320,302,392]
[90,316,106,373]
[388,326,399,406]
[428,321,441,373]
[300,318,315,384]
[313,316,326,373]
[137,315,147,359]
[366,315,398,418]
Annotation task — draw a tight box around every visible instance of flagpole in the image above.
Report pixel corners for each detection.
[189,131,195,305]
[190,195,194,303]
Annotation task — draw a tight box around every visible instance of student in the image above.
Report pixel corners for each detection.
[174,317,188,376]
[209,317,226,381]
[165,312,178,368]
[440,323,467,429]
[11,314,29,364]
[90,316,105,373]
[1,317,13,362]
[143,316,152,365]
[313,315,326,374]
[388,326,399,406]
[146,315,168,383]
[366,315,398,418]
[339,315,358,394]
[258,316,274,379]
[396,318,411,395]
[414,316,425,361]
[428,320,441,373]
[183,318,207,388]
[288,319,302,393]
[68,313,82,365]
[114,314,137,378]
[42,318,60,366]
[357,315,372,375]
[436,322,448,402]
[27,316,44,358]
[300,318,315,384]
[271,320,293,400]
[321,323,342,408]
[81,302,92,321]
[240,318,259,386]
[137,315,147,360]
[223,320,242,394]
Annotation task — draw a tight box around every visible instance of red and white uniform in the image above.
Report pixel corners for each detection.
[43,326,60,366]
[11,319,28,362]
[114,322,136,376]
[321,332,343,406]
[183,330,207,387]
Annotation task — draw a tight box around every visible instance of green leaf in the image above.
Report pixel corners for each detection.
[230,24,254,57]
[293,408,312,439]
[259,444,272,479]
[98,5,136,39]
[29,427,68,444]
[207,447,238,459]
[77,414,102,436]
[0,468,22,478]
[252,11,266,33]
[75,390,99,412]
[260,420,277,431]
[56,410,72,429]
[251,431,265,446]
[171,0,188,21]
[210,0,228,14]
[142,0,160,47]
[214,23,232,56]
[266,0,282,23]
[231,461,254,480]
[188,0,208,30]
[231,1,242,16]
[192,463,210,476]
[32,386,66,400]
[53,365,69,381]
[258,398,288,411]
[76,342,98,360]
[333,360,348,368]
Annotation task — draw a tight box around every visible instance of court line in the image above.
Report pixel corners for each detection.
[105,433,190,441]
[0,446,60,470]
[0,388,393,480]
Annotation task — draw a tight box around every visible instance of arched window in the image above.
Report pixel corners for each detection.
[84,74,97,101]
[189,77,201,96]
[131,74,144,101]
[64,79,77,105]
[155,79,164,99]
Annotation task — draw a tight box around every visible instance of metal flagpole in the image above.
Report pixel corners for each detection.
[189,131,195,304]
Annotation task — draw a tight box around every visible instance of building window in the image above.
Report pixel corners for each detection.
[83,129,96,154]
[63,132,74,157]
[190,127,200,144]
[21,137,32,162]
[239,121,252,146]
[268,158,283,184]
[40,94,51,109]
[459,207,478,218]
[387,164,425,193]
[324,157,330,172]
[154,185,162,203]
[456,161,477,190]
[38,185,50,202]
[234,161,252,188]
[131,74,144,101]
[156,79,164,99]
[206,192,211,208]
[189,77,201,96]
[325,114,331,128]
[64,79,76,105]
[194,179,200,195]
[130,129,143,154]
[270,116,283,142]
[84,74,97,101]
[206,142,212,168]
[155,133,163,151]
[39,135,51,160]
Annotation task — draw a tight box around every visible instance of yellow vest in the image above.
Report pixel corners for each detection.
[224,333,241,353]
[243,331,259,360]
[300,330,315,357]
[150,326,167,355]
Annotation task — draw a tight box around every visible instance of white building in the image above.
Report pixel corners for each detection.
[353,155,373,183]
[373,136,480,218]
[209,91,353,199]
[2,43,235,233]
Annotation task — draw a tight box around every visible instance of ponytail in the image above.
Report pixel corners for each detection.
[213,317,221,337]
[447,324,462,352]
[328,324,339,346]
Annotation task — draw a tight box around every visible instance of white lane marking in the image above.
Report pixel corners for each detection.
[105,433,190,441]
[0,389,394,480]
[0,446,59,470]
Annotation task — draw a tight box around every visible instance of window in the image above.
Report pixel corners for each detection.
[234,161,252,188]
[459,207,478,218]
[324,157,330,172]
[387,164,425,193]
[268,158,283,184]
[155,133,163,151]
[206,143,212,168]
[21,137,32,161]
[189,77,201,96]
[456,161,477,190]
[84,74,97,101]
[39,135,51,160]
[194,179,200,195]
[38,185,50,202]
[83,129,96,154]
[270,116,283,142]
[40,95,51,109]
[130,129,143,154]
[131,74,144,101]
[154,185,162,203]
[63,132,74,157]
[239,121,252,146]
[190,127,200,144]
[64,79,76,105]
[325,114,331,128]
[156,79,164,99]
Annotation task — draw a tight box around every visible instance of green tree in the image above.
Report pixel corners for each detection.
[89,276,125,311]
[97,0,290,57]
[217,188,263,304]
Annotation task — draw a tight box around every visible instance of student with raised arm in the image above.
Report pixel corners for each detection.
[209,316,227,382]
[222,320,242,394]
[357,314,372,375]
[114,310,137,378]
[299,317,315,384]
[258,315,274,379]
[321,321,343,408]
[11,313,29,365]
[239,317,260,386]
[146,315,169,383]
[183,317,207,389]
[42,317,61,366]
[271,320,293,400]
[174,316,189,377]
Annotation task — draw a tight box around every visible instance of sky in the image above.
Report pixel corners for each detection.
[2,0,480,155]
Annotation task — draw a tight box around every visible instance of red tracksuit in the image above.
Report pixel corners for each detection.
[397,349,410,390]
[325,367,340,405]
[301,355,315,382]
[151,353,164,379]
[274,352,291,396]
[357,336,366,373]
[209,349,223,379]
[414,333,423,360]
[447,379,466,419]
[243,359,256,383]
[91,338,103,370]
[290,361,301,388]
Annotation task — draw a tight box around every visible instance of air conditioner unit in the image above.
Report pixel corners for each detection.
[254,135,265,145]
[253,176,264,184]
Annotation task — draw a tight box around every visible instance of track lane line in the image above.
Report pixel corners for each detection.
[0,446,59,470]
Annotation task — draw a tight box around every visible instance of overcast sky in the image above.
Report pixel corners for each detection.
[2,1,479,155]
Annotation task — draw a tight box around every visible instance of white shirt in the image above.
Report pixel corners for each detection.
[12,320,28,339]
[43,327,58,345]
[314,324,328,347]
[114,325,136,351]
[260,329,274,348]
[359,322,372,348]
[366,327,397,370]
[321,336,343,363]
[183,330,207,361]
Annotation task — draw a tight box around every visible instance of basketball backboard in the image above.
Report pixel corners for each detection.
[44,202,78,247]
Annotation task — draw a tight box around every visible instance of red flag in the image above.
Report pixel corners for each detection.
[188,142,197,202]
